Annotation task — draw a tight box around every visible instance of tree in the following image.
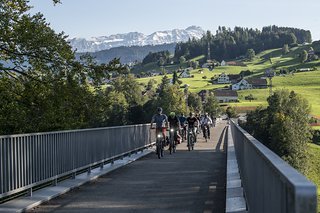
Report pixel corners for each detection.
[282,44,290,55]
[203,94,221,117]
[245,94,255,102]
[172,71,178,84]
[246,49,255,61]
[300,50,308,63]
[226,106,237,118]
[289,33,297,44]
[179,56,186,64]
[187,93,202,113]
[242,90,311,172]
[157,85,187,115]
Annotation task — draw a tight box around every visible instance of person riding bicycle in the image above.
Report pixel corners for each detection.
[201,112,213,139]
[186,112,199,143]
[168,112,181,144]
[179,113,187,141]
[150,107,169,140]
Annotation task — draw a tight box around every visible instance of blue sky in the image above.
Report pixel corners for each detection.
[30,0,320,40]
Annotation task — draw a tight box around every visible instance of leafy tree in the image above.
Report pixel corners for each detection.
[111,74,145,106]
[246,49,255,61]
[242,90,312,172]
[172,70,178,84]
[187,92,202,113]
[282,44,290,55]
[289,33,297,44]
[245,94,255,102]
[179,56,186,64]
[203,94,222,117]
[300,50,308,63]
[226,106,237,118]
[157,85,187,115]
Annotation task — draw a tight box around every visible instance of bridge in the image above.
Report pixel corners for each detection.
[0,120,317,212]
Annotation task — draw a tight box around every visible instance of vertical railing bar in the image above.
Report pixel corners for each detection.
[0,138,3,194]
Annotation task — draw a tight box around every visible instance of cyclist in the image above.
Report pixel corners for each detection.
[168,112,181,144]
[150,107,169,140]
[201,113,213,139]
[179,113,187,141]
[186,112,200,143]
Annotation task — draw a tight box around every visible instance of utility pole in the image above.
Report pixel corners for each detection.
[207,41,211,61]
[265,68,274,96]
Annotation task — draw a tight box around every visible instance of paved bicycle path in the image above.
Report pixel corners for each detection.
[29,121,228,213]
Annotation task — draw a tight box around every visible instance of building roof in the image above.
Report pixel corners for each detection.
[214,90,238,97]
[228,74,241,80]
[247,78,267,86]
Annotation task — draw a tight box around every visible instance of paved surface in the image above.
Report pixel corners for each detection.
[29,121,228,213]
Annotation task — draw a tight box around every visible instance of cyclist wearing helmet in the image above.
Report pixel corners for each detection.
[168,112,181,143]
[201,112,213,139]
[150,107,169,139]
[187,112,200,143]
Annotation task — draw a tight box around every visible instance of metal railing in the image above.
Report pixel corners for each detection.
[230,120,317,213]
[0,124,154,199]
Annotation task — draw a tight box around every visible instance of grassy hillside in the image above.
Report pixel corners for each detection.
[136,45,320,116]
[305,143,320,212]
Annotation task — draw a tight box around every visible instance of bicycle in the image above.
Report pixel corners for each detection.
[169,128,177,154]
[203,124,210,142]
[187,127,195,151]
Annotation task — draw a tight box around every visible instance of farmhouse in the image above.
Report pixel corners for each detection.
[232,78,268,90]
[228,74,242,84]
[232,79,252,90]
[217,72,230,84]
[247,78,268,89]
[214,90,238,103]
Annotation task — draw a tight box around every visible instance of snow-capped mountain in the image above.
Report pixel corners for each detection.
[69,26,205,52]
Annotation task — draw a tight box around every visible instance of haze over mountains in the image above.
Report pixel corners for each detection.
[69,26,205,53]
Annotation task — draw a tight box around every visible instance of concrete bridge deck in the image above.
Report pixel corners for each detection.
[28,121,228,213]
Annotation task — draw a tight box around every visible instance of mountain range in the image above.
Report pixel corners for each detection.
[69,26,205,53]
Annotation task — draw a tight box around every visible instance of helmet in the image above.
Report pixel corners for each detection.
[157,107,163,113]
[205,112,208,116]
[170,112,175,117]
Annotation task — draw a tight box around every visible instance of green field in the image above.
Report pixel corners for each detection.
[305,143,320,212]
[136,46,320,116]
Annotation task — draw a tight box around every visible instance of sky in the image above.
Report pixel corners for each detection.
[29,0,320,41]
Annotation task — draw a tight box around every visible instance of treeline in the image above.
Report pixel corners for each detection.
[76,43,176,64]
[175,25,312,61]
[142,50,171,65]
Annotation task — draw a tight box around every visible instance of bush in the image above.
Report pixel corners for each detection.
[312,130,320,145]
[226,106,237,118]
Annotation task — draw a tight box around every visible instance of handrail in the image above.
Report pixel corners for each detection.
[0,124,154,200]
[230,120,317,213]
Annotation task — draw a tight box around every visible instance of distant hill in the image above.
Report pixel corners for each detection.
[75,43,176,64]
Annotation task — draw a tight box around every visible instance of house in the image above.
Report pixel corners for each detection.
[231,79,252,90]
[214,90,238,103]
[217,72,230,84]
[247,78,268,89]
[232,78,268,90]
[179,70,191,78]
[228,74,242,84]
[221,60,226,66]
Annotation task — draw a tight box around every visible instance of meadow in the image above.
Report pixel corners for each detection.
[306,143,320,212]
[136,46,320,116]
